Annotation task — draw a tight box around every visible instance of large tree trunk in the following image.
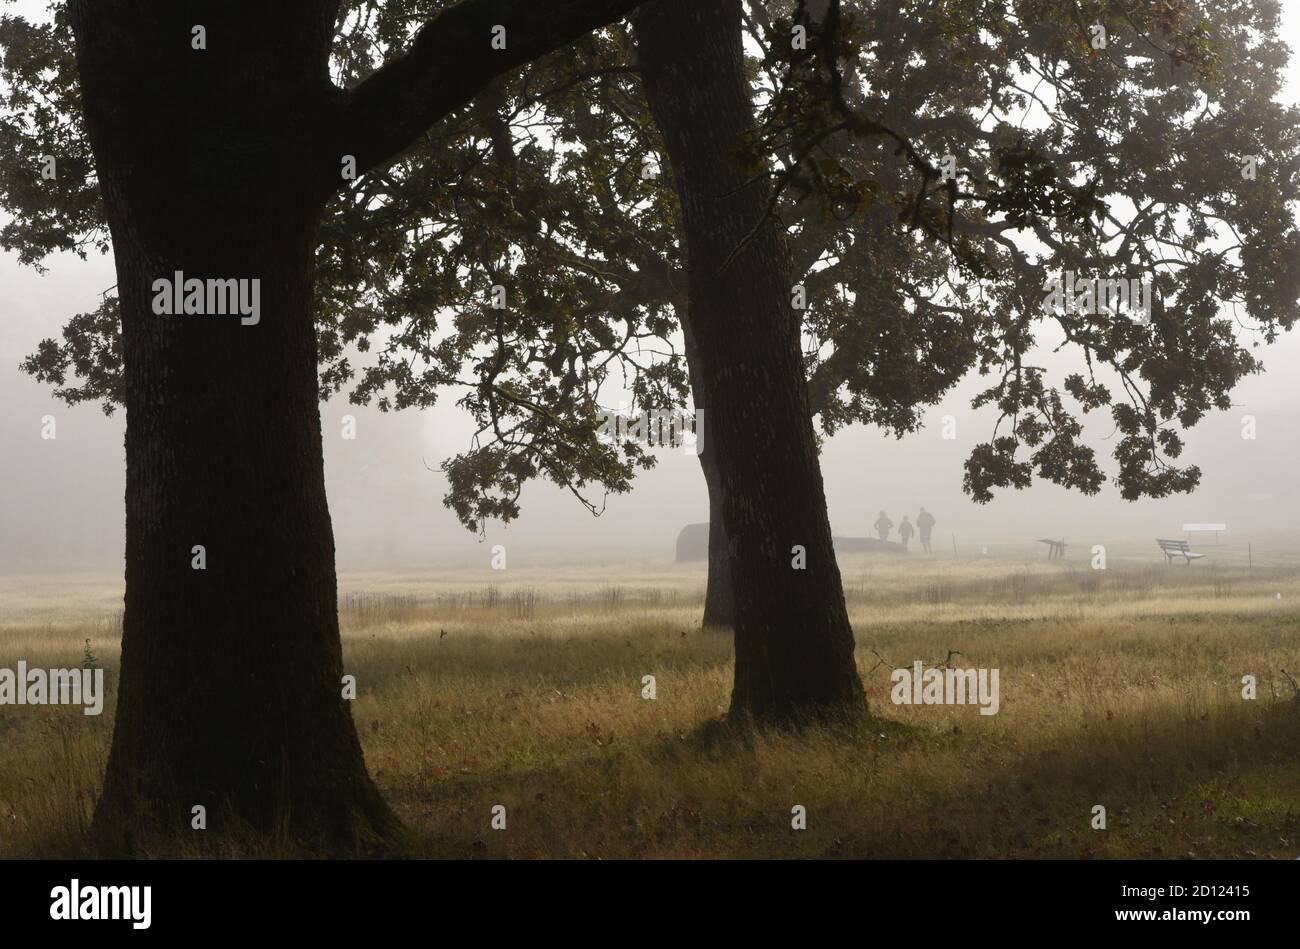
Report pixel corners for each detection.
[70,1,395,852]
[635,0,864,724]
[680,314,735,630]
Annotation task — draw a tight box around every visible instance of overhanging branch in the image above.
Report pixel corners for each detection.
[330,0,652,180]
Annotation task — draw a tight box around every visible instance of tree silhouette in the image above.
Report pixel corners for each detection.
[4,0,1299,754]
[1,0,650,853]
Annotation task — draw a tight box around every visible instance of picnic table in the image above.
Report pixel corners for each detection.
[1038,538,1067,560]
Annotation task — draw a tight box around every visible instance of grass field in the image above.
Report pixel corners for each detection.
[2,539,1298,858]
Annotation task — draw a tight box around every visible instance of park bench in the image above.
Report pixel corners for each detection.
[1037,538,1067,560]
[1157,538,1204,564]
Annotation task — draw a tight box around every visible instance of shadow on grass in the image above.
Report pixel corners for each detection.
[381,691,1300,858]
[855,698,1300,858]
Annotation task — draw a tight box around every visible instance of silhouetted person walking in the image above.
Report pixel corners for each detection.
[917,507,936,553]
[874,510,894,542]
[898,516,914,550]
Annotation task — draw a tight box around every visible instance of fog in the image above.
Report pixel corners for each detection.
[3,4,1300,572]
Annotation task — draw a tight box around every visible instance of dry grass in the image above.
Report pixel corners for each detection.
[2,546,1299,858]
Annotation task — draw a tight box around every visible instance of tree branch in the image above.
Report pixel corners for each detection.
[332,0,651,179]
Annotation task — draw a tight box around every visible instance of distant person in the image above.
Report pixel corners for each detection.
[874,510,894,542]
[917,507,936,553]
[898,516,914,549]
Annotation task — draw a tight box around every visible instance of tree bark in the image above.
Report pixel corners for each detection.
[69,1,393,852]
[680,314,734,630]
[635,0,865,724]
[67,0,652,854]
[66,0,653,852]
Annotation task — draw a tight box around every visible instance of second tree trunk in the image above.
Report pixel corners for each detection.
[636,0,865,724]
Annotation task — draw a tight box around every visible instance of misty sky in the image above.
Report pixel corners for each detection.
[2,3,1300,571]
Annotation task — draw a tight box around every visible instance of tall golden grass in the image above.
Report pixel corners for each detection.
[2,549,1297,858]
